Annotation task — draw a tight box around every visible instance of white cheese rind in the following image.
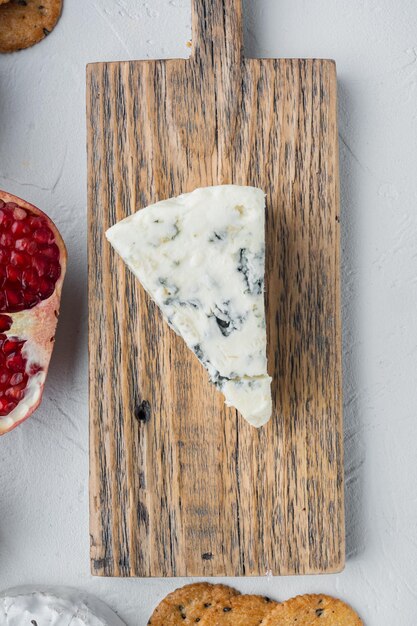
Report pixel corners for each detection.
[106,185,272,427]
[0,587,125,625]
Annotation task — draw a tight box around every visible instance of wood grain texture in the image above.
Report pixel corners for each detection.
[87,0,344,577]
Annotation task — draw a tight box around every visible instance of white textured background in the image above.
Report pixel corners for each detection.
[0,1,416,624]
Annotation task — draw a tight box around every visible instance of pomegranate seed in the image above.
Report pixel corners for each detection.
[10,372,23,385]
[5,288,23,309]
[47,263,61,280]
[27,241,38,254]
[41,243,59,260]
[13,207,27,220]
[6,353,25,372]
[0,233,13,247]
[0,247,9,263]
[39,277,54,298]
[3,339,24,355]
[0,372,10,387]
[22,268,39,289]
[0,397,10,415]
[6,266,21,282]
[0,315,12,332]
[0,211,12,229]
[28,216,44,229]
[11,221,31,236]
[32,255,48,276]
[2,401,17,415]
[13,379,28,392]
[23,291,39,307]
[15,237,29,251]
[5,387,23,401]
[34,228,54,245]
[1,339,14,354]
[11,250,31,268]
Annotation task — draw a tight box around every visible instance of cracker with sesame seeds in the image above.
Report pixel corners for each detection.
[148,583,240,625]
[260,594,363,625]
[0,0,62,53]
[198,594,278,625]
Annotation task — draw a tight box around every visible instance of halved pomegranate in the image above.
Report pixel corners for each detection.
[0,191,67,435]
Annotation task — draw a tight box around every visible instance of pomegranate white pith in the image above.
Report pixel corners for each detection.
[0,191,67,435]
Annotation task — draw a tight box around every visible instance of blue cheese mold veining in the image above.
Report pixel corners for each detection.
[106,185,272,427]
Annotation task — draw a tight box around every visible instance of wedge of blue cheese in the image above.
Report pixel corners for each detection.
[106,185,272,427]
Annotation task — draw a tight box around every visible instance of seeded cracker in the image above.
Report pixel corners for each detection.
[198,594,278,625]
[0,0,62,53]
[260,594,363,626]
[148,583,240,625]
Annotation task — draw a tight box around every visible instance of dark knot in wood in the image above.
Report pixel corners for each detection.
[135,400,151,423]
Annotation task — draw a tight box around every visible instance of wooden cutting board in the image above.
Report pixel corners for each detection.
[87,0,344,577]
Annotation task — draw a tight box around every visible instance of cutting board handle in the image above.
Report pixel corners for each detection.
[191,0,243,63]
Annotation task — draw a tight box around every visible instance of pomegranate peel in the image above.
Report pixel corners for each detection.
[0,190,67,435]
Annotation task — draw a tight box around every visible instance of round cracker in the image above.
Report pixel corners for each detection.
[198,594,278,625]
[148,583,241,625]
[260,594,363,625]
[0,0,62,53]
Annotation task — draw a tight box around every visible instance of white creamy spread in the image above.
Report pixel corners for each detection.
[106,185,272,427]
[0,587,125,625]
